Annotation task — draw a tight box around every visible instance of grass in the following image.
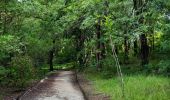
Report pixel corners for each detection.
[0,95,2,100]
[41,62,74,70]
[85,72,170,100]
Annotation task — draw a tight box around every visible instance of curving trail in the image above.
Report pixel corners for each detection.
[19,71,85,100]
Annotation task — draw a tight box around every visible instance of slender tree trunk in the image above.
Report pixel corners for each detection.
[95,0,109,70]
[115,45,119,54]
[78,32,85,69]
[74,28,85,70]
[3,16,6,34]
[124,24,129,64]
[152,33,154,50]
[133,0,138,57]
[96,19,102,70]
[3,0,7,34]
[49,50,54,71]
[101,0,109,59]
[124,34,129,64]
[133,0,149,65]
[110,36,125,98]
[134,40,138,56]
[151,26,155,51]
[49,39,55,71]
[140,34,149,65]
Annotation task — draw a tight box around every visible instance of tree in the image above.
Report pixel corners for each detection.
[133,0,149,65]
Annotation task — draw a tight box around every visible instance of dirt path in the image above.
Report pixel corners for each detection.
[19,71,85,100]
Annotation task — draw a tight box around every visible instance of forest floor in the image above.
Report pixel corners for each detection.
[77,73,110,100]
[18,71,85,100]
[0,81,39,100]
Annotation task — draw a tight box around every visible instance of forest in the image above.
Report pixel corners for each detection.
[0,0,170,100]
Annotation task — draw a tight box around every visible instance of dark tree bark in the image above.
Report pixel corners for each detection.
[3,16,6,34]
[123,23,129,64]
[150,24,155,52]
[133,0,149,65]
[2,0,7,34]
[133,0,139,57]
[104,0,109,16]
[124,34,129,64]
[115,45,119,54]
[95,0,109,70]
[96,19,102,70]
[78,32,85,68]
[74,28,85,70]
[134,40,138,56]
[101,0,109,58]
[140,34,149,65]
[49,39,55,71]
[152,33,154,50]
[49,50,54,71]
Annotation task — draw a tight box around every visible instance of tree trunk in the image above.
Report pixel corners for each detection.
[78,32,85,69]
[49,50,54,71]
[96,19,102,70]
[3,0,7,34]
[152,33,154,50]
[124,34,129,64]
[49,39,55,71]
[134,40,138,56]
[133,0,149,65]
[123,24,129,64]
[140,34,149,65]
[115,45,119,54]
[101,0,109,59]
[74,28,85,70]
[95,0,109,70]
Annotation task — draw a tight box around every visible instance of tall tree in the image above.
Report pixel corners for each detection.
[133,0,149,65]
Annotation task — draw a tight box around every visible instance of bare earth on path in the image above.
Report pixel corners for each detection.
[19,71,85,100]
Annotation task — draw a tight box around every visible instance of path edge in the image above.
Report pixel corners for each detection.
[75,71,88,100]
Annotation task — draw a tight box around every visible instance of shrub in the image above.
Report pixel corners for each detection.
[0,66,9,84]
[8,55,35,88]
[157,60,170,75]
[145,60,170,76]
[101,56,117,78]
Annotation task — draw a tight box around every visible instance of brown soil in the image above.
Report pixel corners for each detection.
[76,73,110,100]
[0,81,39,100]
[0,87,23,100]
[18,71,85,100]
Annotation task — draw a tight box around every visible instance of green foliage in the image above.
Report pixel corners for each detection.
[86,72,170,100]
[54,63,74,70]
[157,60,170,75]
[0,66,9,83]
[55,39,77,64]
[0,35,21,53]
[7,55,35,87]
[0,0,170,96]
[101,56,117,78]
[0,35,22,66]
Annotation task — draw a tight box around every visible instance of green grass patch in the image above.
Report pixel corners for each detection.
[85,72,170,100]
[53,62,74,70]
[41,62,74,70]
[0,95,2,100]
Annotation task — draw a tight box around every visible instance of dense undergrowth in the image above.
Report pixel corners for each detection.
[0,62,74,89]
[0,62,74,99]
[0,55,46,88]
